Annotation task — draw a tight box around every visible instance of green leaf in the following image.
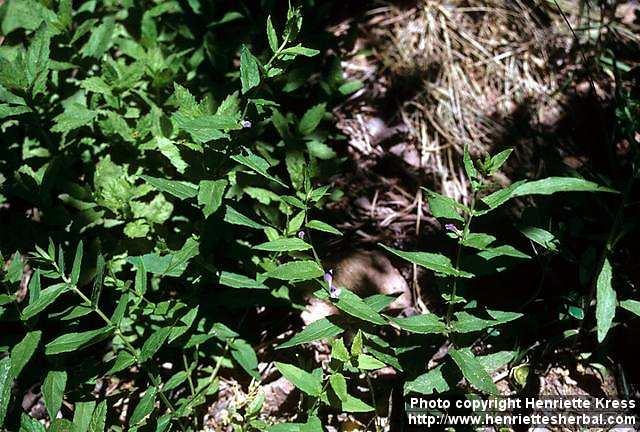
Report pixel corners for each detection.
[140,327,172,362]
[425,190,465,222]
[88,400,107,432]
[380,244,473,278]
[298,103,326,135]
[72,400,96,432]
[240,45,260,93]
[512,177,618,197]
[451,311,518,334]
[357,353,386,370]
[390,314,446,334]
[331,338,350,362]
[51,103,97,133]
[519,226,558,252]
[404,364,449,395]
[306,220,342,235]
[198,179,227,217]
[156,137,188,173]
[127,237,199,278]
[280,45,319,57]
[275,362,322,396]
[477,351,515,373]
[254,238,312,252]
[22,282,69,320]
[141,175,198,200]
[462,233,496,250]
[43,370,67,420]
[266,260,323,281]
[321,289,386,325]
[129,386,157,426]
[49,419,76,432]
[224,205,267,230]
[482,178,617,210]
[108,351,136,374]
[620,299,640,317]
[449,348,498,395]
[486,148,513,174]
[163,371,188,392]
[219,271,267,289]
[45,326,114,355]
[266,16,278,52]
[596,257,616,342]
[80,16,115,58]
[80,77,112,95]
[0,357,11,426]
[476,245,530,260]
[278,318,344,349]
[463,146,478,187]
[70,241,83,285]
[10,330,42,377]
[306,140,336,160]
[230,339,260,380]
[19,412,46,432]
[329,373,348,400]
[231,150,287,187]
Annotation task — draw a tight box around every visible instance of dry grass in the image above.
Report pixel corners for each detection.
[334,0,638,205]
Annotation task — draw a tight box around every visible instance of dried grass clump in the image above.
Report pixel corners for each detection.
[341,0,565,201]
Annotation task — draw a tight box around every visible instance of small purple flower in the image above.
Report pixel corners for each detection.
[241,119,252,128]
[324,269,342,299]
[297,230,305,239]
[444,223,457,232]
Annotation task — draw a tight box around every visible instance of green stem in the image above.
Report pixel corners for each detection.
[445,192,477,328]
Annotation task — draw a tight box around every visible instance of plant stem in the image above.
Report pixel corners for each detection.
[445,192,477,328]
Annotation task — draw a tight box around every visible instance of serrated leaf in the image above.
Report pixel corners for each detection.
[141,175,198,200]
[80,16,115,58]
[266,260,323,281]
[477,245,530,260]
[266,16,278,52]
[43,370,67,420]
[51,103,97,133]
[462,233,496,250]
[380,244,473,278]
[140,327,172,362]
[404,364,449,395]
[88,400,107,432]
[70,241,83,285]
[129,386,157,426]
[240,45,260,93]
[232,151,287,187]
[620,299,640,317]
[298,103,326,136]
[254,238,312,252]
[306,220,341,235]
[230,339,260,379]
[22,282,69,320]
[357,353,385,370]
[219,271,267,289]
[425,190,465,222]
[10,330,41,377]
[72,400,96,432]
[596,258,616,342]
[329,373,347,400]
[477,351,515,373]
[519,226,558,252]
[278,318,344,349]
[198,179,227,217]
[391,314,446,334]
[280,45,319,57]
[275,362,322,396]
[108,351,136,374]
[449,348,498,395]
[322,289,386,325]
[224,206,267,229]
[45,326,113,355]
[331,338,350,362]
[80,77,111,95]
[0,357,11,426]
[486,148,513,174]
